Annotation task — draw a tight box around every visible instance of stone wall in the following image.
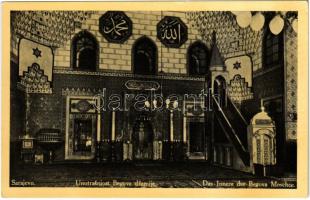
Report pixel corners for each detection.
[54,11,202,74]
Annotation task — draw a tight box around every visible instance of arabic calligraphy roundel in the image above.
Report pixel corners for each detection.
[157,16,188,48]
[99,11,132,43]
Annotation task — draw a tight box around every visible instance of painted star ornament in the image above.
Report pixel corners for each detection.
[233,61,241,69]
[33,47,42,58]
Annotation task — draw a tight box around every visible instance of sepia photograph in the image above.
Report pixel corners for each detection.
[2,1,308,197]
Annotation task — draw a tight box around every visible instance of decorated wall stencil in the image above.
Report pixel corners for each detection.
[186,11,263,58]
[11,11,94,48]
[70,98,98,114]
[225,55,252,87]
[18,63,52,94]
[19,39,53,82]
[99,11,132,43]
[285,26,297,141]
[157,16,188,48]
[125,80,160,91]
[227,74,253,104]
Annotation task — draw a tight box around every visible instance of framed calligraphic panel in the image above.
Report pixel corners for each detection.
[99,11,132,43]
[157,16,188,48]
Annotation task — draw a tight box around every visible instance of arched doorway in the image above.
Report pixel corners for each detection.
[214,76,227,107]
[132,113,154,160]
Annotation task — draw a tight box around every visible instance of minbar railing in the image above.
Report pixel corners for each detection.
[212,95,250,166]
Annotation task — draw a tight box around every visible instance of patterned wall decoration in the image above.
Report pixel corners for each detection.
[227,75,253,104]
[285,26,297,140]
[125,80,160,91]
[19,38,53,81]
[70,99,98,114]
[186,11,263,58]
[225,55,253,87]
[11,11,94,48]
[54,67,205,81]
[62,88,103,96]
[18,63,52,94]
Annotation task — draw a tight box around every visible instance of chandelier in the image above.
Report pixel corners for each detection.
[232,11,298,35]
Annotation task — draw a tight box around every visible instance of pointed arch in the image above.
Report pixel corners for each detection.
[132,36,157,75]
[71,30,99,71]
[187,41,210,75]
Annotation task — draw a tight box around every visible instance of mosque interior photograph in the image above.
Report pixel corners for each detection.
[9,10,297,188]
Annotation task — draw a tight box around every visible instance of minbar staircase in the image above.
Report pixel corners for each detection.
[212,95,250,167]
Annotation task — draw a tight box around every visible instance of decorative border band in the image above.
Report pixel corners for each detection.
[53,68,205,82]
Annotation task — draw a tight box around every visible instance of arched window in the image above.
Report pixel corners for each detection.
[133,36,157,75]
[188,41,210,75]
[72,31,98,71]
[263,28,284,68]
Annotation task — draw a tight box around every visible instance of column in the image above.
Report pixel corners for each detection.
[170,110,174,141]
[111,109,116,161]
[183,115,187,143]
[170,110,174,161]
[183,115,187,160]
[96,97,101,162]
[97,102,101,142]
[111,109,116,141]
